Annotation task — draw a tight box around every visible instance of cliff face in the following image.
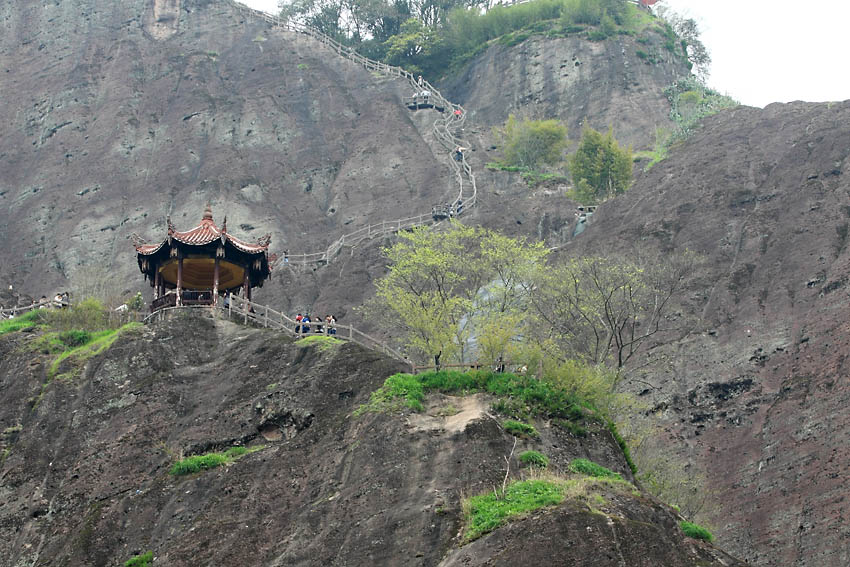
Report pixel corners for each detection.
[567,100,850,566]
[0,312,742,566]
[443,32,688,150]
[0,0,451,304]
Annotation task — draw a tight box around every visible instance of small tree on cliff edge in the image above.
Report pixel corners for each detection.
[569,126,632,203]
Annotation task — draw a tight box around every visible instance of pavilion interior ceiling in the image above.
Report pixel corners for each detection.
[159,258,245,290]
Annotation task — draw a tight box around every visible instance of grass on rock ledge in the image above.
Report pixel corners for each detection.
[353,369,590,422]
[170,446,264,476]
[462,467,637,542]
[295,335,343,350]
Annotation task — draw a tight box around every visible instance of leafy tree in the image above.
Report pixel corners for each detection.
[372,221,547,368]
[528,252,693,370]
[498,114,568,169]
[382,17,447,76]
[656,7,711,79]
[569,126,632,203]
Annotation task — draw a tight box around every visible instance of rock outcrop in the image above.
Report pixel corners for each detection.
[568,100,850,566]
[0,312,743,566]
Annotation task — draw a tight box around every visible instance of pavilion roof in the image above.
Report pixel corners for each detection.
[134,206,271,256]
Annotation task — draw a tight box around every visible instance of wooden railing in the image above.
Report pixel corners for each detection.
[224,0,477,267]
[144,297,409,365]
[220,296,409,362]
[1,298,67,317]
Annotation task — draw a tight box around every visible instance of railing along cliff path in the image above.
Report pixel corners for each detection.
[147,297,409,365]
[225,0,477,267]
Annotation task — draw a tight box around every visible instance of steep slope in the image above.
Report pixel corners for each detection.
[566,100,850,566]
[0,312,743,566]
[0,0,453,303]
[443,31,688,150]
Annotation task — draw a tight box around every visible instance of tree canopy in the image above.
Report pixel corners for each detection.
[569,126,633,203]
[371,222,692,372]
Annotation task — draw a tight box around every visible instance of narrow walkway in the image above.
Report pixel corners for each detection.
[225,0,477,267]
[146,297,411,365]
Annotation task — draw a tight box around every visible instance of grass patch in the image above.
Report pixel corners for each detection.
[503,419,538,438]
[124,551,153,567]
[47,324,142,381]
[295,335,344,351]
[569,458,622,480]
[463,479,563,541]
[353,372,425,415]
[518,450,548,468]
[355,369,590,427]
[170,445,263,476]
[0,310,45,336]
[680,520,714,542]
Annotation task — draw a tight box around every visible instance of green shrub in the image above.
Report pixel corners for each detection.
[58,329,92,348]
[503,419,538,437]
[44,297,108,331]
[569,126,633,203]
[354,372,425,415]
[569,458,622,480]
[680,520,714,542]
[519,450,549,468]
[124,551,153,567]
[224,446,248,458]
[497,114,568,169]
[464,479,563,540]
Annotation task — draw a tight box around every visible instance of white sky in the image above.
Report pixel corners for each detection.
[239,0,850,108]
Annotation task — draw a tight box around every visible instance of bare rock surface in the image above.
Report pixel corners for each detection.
[0,311,742,566]
[567,100,850,566]
[0,0,452,305]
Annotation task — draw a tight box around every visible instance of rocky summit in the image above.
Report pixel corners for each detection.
[1,0,848,566]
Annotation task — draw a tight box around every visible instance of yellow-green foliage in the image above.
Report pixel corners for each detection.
[498,114,568,169]
[372,221,547,367]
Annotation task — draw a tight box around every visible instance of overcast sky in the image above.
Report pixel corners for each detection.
[240,0,850,108]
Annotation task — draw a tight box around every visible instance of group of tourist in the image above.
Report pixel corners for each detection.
[294,313,337,335]
[1,289,70,318]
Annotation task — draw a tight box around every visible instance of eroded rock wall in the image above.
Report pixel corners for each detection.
[567,100,850,566]
[0,312,741,566]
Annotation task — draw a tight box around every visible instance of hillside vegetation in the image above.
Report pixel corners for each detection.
[283,0,697,79]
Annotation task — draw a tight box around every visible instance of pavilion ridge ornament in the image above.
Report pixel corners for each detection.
[133,205,273,312]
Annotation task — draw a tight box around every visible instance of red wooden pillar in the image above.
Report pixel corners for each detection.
[176,254,184,307]
[213,257,220,306]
